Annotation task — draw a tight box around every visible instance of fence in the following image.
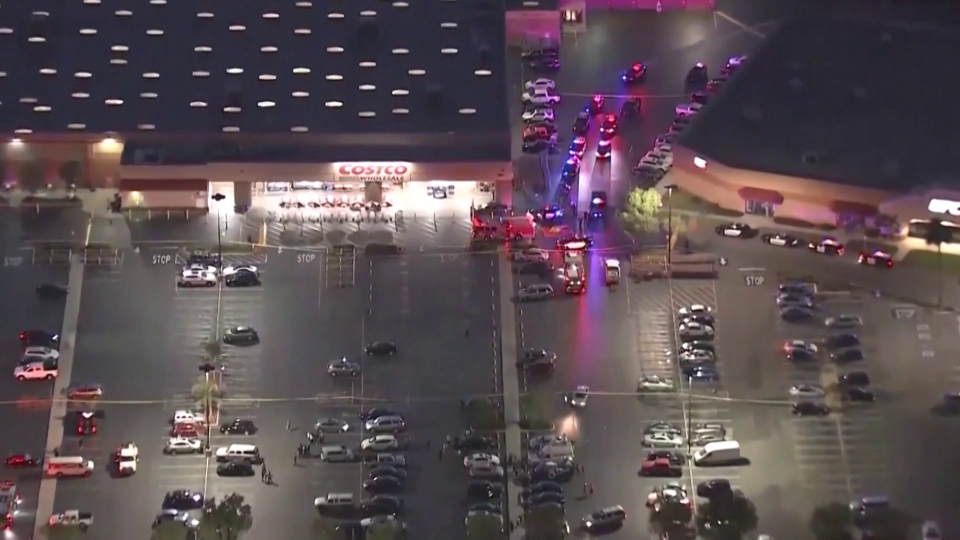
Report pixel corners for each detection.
[124,208,209,220]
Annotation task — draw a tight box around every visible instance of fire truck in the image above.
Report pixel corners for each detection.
[471,213,536,243]
[0,481,20,530]
[561,242,586,294]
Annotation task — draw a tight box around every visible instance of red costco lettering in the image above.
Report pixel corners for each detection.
[337,164,409,177]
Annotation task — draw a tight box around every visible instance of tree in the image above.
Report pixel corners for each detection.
[18,159,47,193]
[665,213,689,250]
[58,160,85,188]
[923,218,953,308]
[527,505,568,540]
[466,512,503,540]
[809,502,853,540]
[199,493,252,540]
[696,494,758,539]
[192,374,222,412]
[619,187,661,234]
[203,338,224,362]
[152,520,190,540]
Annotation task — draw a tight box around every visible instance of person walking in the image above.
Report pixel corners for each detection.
[293,452,298,466]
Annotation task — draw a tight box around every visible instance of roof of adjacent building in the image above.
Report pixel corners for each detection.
[0,0,510,140]
[678,15,960,192]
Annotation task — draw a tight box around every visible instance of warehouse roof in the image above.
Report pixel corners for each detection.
[679,16,960,192]
[0,0,509,137]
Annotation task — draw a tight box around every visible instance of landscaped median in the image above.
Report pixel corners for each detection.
[901,248,960,276]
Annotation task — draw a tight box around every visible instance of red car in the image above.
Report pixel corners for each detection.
[77,412,98,436]
[4,454,36,468]
[858,250,894,268]
[640,458,681,477]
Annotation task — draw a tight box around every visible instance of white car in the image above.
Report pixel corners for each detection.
[514,248,549,262]
[637,375,674,392]
[463,453,501,469]
[163,436,203,454]
[173,410,205,425]
[48,510,93,530]
[360,515,407,532]
[177,270,217,287]
[654,133,677,147]
[656,144,673,154]
[184,263,218,275]
[825,314,863,328]
[679,322,714,339]
[22,346,59,362]
[675,103,703,116]
[522,108,556,123]
[222,265,258,277]
[524,78,556,91]
[678,305,712,317]
[639,156,671,172]
[790,384,825,398]
[521,88,561,105]
[14,362,58,381]
[361,435,400,452]
[644,422,682,435]
[643,432,683,448]
[517,284,554,302]
[564,385,589,408]
[678,350,715,364]
[632,162,667,176]
[117,442,138,474]
[468,464,504,479]
[646,150,673,165]
[528,434,569,451]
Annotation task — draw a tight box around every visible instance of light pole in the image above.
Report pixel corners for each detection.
[211,193,226,265]
[665,184,677,267]
[199,362,216,454]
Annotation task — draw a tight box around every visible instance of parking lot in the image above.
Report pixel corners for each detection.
[29,242,500,540]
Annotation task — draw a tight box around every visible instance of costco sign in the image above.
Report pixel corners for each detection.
[334,162,412,183]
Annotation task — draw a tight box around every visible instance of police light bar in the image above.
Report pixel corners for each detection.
[563,241,587,250]
[592,197,606,205]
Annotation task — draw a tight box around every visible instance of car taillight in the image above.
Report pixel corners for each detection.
[19,332,25,339]
[887,260,893,267]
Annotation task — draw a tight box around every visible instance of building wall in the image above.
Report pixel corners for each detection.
[671,145,893,221]
[124,190,208,209]
[506,11,561,46]
[0,141,122,188]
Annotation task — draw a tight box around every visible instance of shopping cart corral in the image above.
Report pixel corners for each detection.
[266,209,395,224]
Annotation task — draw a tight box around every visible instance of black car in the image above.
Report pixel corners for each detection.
[526,491,565,507]
[787,348,817,362]
[572,112,590,135]
[827,334,860,349]
[530,461,574,483]
[846,387,875,402]
[162,490,205,510]
[621,62,647,84]
[364,476,403,494]
[527,56,560,71]
[368,466,407,480]
[515,261,554,277]
[521,48,558,60]
[522,139,550,154]
[224,270,260,287]
[19,329,59,348]
[469,502,503,515]
[468,480,503,500]
[840,371,870,387]
[360,495,404,517]
[223,326,259,345]
[456,434,497,453]
[365,341,398,356]
[780,306,814,322]
[619,99,640,118]
[188,250,221,267]
[36,283,68,299]
[530,205,565,223]
[524,481,563,497]
[831,348,865,363]
[792,401,830,416]
[220,418,257,435]
[360,408,401,421]
[646,451,685,466]
[686,62,708,84]
[690,91,710,104]
[217,461,255,477]
[761,233,801,248]
[696,479,732,499]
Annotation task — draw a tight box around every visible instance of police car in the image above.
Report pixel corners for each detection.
[807,238,845,256]
[857,250,893,268]
[714,222,755,238]
[596,139,612,159]
[530,205,564,224]
[116,442,138,476]
[761,232,801,247]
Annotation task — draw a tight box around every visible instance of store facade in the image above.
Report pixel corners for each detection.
[119,161,512,210]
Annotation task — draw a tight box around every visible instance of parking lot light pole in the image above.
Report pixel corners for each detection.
[686,375,693,456]
[199,363,216,454]
[665,184,677,267]
[211,193,226,264]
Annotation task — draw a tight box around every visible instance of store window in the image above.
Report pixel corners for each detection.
[737,187,783,217]
[744,200,776,217]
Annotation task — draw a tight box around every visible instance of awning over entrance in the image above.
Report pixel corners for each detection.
[737,187,784,205]
[830,200,878,217]
[120,179,208,192]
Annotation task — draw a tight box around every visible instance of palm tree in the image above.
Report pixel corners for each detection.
[203,338,223,362]
[923,218,953,307]
[192,374,222,414]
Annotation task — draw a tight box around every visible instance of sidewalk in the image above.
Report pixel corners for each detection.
[497,257,525,540]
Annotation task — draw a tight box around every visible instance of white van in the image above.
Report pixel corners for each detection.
[518,284,554,302]
[363,415,405,433]
[314,493,355,509]
[693,441,741,466]
[44,456,94,478]
[675,103,703,116]
[537,441,574,461]
[215,444,261,463]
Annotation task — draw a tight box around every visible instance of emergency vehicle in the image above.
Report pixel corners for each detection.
[604,259,621,285]
[0,481,19,530]
[564,263,585,294]
[116,442,139,476]
[471,214,536,242]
